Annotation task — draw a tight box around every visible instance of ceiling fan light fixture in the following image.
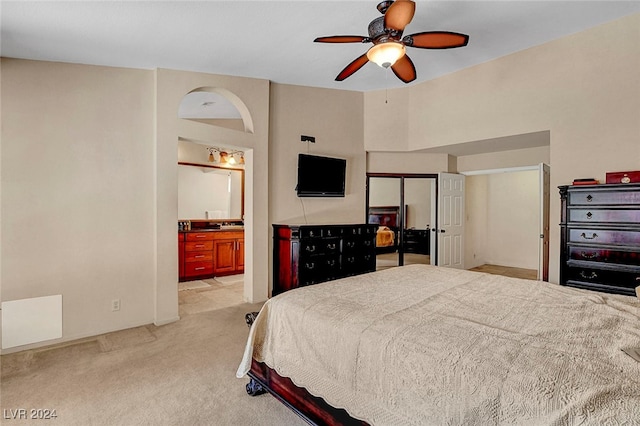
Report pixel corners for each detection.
[367,42,406,68]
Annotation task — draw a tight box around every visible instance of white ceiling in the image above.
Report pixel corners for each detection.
[2,1,639,93]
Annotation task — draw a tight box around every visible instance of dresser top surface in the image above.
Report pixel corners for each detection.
[559,183,640,191]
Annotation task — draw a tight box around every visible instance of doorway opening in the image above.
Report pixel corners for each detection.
[462,164,550,281]
[176,88,253,314]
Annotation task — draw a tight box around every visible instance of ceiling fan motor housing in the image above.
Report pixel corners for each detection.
[368,16,402,43]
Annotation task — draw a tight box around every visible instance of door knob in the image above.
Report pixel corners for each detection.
[440,229,446,233]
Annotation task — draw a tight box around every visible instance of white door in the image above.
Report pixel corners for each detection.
[438,173,465,269]
[429,179,437,265]
[538,163,550,281]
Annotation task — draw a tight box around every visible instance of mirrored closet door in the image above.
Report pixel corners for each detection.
[366,174,437,270]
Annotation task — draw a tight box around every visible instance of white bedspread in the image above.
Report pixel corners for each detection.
[237,265,640,425]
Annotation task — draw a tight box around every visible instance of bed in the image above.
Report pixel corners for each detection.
[237,265,640,425]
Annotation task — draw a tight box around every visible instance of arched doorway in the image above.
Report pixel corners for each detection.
[176,87,254,312]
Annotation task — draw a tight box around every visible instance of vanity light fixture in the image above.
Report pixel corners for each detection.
[206,146,245,166]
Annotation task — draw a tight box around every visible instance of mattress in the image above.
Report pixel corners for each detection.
[237,264,640,425]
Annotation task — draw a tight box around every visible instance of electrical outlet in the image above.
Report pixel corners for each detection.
[111,299,121,312]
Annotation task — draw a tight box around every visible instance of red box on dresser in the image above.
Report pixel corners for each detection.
[606,171,640,184]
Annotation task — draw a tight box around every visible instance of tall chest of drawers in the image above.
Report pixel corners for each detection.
[273,224,377,296]
[559,183,640,296]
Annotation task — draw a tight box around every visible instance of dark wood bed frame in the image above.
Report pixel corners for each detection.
[246,359,368,426]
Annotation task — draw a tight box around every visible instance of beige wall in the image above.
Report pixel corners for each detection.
[486,171,540,270]
[1,59,156,347]
[465,175,488,269]
[365,14,640,283]
[269,84,366,225]
[457,146,550,173]
[367,152,451,174]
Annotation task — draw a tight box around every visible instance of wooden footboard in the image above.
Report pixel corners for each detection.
[247,359,368,426]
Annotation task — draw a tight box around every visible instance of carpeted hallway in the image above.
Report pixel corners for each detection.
[1,283,305,425]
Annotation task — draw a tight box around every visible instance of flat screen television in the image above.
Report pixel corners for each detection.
[296,154,346,197]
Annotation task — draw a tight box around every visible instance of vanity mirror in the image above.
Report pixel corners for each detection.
[178,162,244,221]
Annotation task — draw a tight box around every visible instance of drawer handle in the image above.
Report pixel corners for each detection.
[196,235,206,238]
[580,251,599,259]
[327,259,336,267]
[195,244,205,248]
[346,241,355,248]
[347,256,356,263]
[326,243,336,250]
[195,267,205,271]
[363,241,372,246]
[305,245,317,253]
[195,255,205,259]
[305,262,315,270]
[586,195,593,202]
[580,232,598,240]
[586,212,593,219]
[579,271,598,280]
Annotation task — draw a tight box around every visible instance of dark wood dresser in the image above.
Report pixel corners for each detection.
[403,228,430,255]
[273,224,377,295]
[559,183,640,296]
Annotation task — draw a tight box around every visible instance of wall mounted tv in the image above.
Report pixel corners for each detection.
[296,154,346,197]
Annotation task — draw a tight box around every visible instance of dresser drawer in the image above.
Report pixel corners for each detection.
[300,227,324,239]
[342,237,360,252]
[343,252,376,273]
[569,209,640,223]
[185,232,216,241]
[184,251,213,262]
[567,266,640,290]
[342,225,376,237]
[569,190,640,206]
[299,237,341,256]
[568,246,640,265]
[568,228,640,245]
[299,255,341,285]
[185,241,214,251]
[184,261,214,277]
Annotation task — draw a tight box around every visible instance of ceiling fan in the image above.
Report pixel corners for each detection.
[314,0,469,83]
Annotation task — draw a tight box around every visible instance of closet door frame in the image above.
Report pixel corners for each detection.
[366,173,438,266]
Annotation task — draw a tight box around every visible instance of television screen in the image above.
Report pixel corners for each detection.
[296,154,346,197]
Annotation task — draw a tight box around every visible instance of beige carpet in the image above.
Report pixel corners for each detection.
[1,296,305,425]
[178,280,211,291]
[213,274,244,285]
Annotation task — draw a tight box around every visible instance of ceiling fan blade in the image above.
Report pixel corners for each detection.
[391,54,416,83]
[384,0,415,32]
[403,31,469,49]
[314,35,368,43]
[335,54,370,81]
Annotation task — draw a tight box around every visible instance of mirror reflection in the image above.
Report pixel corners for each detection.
[178,163,244,221]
